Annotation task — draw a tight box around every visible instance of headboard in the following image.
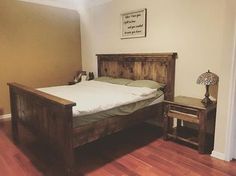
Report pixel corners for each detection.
[96,53,177,101]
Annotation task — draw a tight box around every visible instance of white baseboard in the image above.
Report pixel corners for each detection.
[0,114,11,121]
[211,150,227,161]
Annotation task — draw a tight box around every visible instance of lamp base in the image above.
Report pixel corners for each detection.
[201,84,212,106]
[201,96,212,106]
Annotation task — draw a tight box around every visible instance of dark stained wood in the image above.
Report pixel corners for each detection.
[97,53,177,101]
[72,103,163,148]
[9,86,19,143]
[8,53,177,175]
[163,96,217,153]
[8,82,76,176]
[1,120,236,176]
[165,96,215,110]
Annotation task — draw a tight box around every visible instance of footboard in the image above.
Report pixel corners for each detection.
[8,82,76,175]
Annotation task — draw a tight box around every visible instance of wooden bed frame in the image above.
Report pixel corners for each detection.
[8,53,177,176]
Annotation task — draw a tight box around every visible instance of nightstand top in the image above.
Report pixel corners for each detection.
[164,96,217,110]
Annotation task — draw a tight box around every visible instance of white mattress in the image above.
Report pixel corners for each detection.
[149,93,164,105]
[38,80,160,116]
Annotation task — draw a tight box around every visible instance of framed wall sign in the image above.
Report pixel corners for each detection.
[120,8,147,39]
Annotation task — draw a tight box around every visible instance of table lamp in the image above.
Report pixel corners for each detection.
[196,70,219,105]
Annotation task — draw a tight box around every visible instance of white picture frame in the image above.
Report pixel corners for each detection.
[120,8,147,39]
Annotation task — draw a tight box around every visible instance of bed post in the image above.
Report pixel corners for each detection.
[165,53,177,101]
[8,82,76,176]
[63,107,75,176]
[9,86,19,143]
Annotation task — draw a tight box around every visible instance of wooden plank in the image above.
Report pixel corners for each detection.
[8,82,76,175]
[97,53,177,101]
[167,134,199,146]
[8,82,76,107]
[0,131,43,176]
[1,121,236,176]
[168,110,199,124]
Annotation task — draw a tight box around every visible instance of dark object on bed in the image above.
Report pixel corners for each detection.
[8,52,177,176]
[88,72,94,80]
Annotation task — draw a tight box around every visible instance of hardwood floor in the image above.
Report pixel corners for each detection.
[0,121,42,176]
[0,120,236,176]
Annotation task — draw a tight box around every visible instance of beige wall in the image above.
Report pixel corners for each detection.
[0,0,82,114]
[80,0,236,157]
[213,0,236,157]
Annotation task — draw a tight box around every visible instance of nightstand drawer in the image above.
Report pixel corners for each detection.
[167,104,199,116]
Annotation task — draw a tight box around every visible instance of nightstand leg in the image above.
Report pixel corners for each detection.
[163,116,169,140]
[163,104,169,140]
[176,119,182,139]
[199,111,206,153]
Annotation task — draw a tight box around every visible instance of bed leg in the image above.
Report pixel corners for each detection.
[11,116,19,143]
[63,107,75,176]
[65,149,75,176]
[163,104,169,140]
[9,89,19,144]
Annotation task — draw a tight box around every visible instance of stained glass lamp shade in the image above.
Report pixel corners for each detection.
[196,70,219,105]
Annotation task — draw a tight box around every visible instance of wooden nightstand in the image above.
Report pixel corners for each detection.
[163,96,217,153]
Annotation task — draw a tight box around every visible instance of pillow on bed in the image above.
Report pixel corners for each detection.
[94,76,114,83]
[126,80,164,90]
[108,78,133,85]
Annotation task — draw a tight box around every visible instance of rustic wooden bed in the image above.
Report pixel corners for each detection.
[8,53,177,176]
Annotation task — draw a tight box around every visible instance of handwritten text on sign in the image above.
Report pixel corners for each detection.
[121,9,146,39]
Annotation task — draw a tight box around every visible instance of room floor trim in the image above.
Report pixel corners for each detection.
[0,114,11,121]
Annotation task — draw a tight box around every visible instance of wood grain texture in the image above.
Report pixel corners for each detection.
[164,96,217,153]
[1,121,236,176]
[72,104,163,148]
[8,53,177,175]
[97,53,177,100]
[8,82,76,175]
[0,129,43,176]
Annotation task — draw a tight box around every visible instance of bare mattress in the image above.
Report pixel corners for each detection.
[38,80,164,128]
